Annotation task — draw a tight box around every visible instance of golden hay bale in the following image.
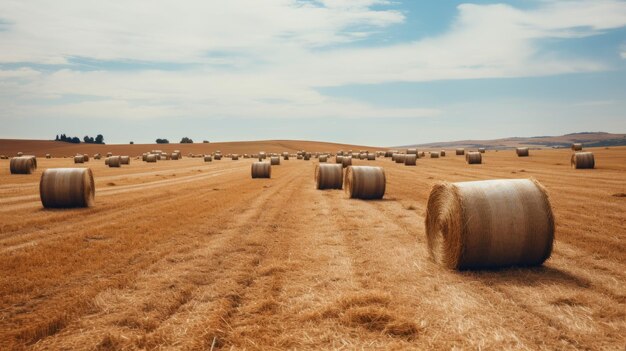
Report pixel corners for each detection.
[359,153,366,160]
[319,155,328,163]
[407,148,417,155]
[40,168,95,208]
[171,153,180,160]
[571,152,594,169]
[10,156,37,174]
[478,148,486,153]
[384,150,395,157]
[17,152,23,156]
[342,156,352,168]
[304,153,311,160]
[251,162,271,178]
[104,157,109,165]
[82,154,89,162]
[297,154,303,160]
[404,154,417,166]
[394,154,406,163]
[336,155,344,164]
[516,147,529,157]
[108,156,121,167]
[571,143,583,151]
[214,154,222,160]
[456,148,465,155]
[344,166,385,199]
[424,178,554,269]
[315,164,343,190]
[120,156,130,165]
[106,152,113,157]
[232,154,239,160]
[94,154,101,160]
[146,154,157,162]
[259,152,267,159]
[440,150,446,157]
[142,153,148,161]
[367,153,375,161]
[430,152,440,158]
[46,154,51,159]
[466,152,482,164]
[74,155,85,163]
[270,156,280,165]
[204,155,212,162]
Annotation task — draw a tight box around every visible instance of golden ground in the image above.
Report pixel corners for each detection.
[0,144,624,350]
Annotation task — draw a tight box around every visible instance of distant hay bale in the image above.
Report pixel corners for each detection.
[0,155,7,159]
[17,152,23,156]
[10,156,37,174]
[424,178,554,269]
[142,153,148,161]
[344,166,386,199]
[94,154,101,160]
[120,156,130,165]
[214,154,222,160]
[259,152,267,159]
[270,156,280,165]
[571,143,583,151]
[46,154,51,159]
[40,168,95,208]
[232,154,239,160]
[108,156,121,168]
[456,148,465,155]
[82,154,89,162]
[516,147,529,157]
[319,155,328,163]
[478,148,486,153]
[384,151,394,157]
[440,150,446,157]
[466,152,482,164]
[394,154,406,163]
[367,153,375,161]
[204,155,212,162]
[146,154,158,163]
[171,152,180,160]
[431,152,440,158]
[297,154,303,160]
[74,155,85,163]
[106,152,113,157]
[251,162,271,178]
[104,157,109,165]
[407,148,417,155]
[342,156,352,168]
[304,153,311,160]
[404,154,417,166]
[571,152,594,169]
[336,155,344,164]
[315,164,343,190]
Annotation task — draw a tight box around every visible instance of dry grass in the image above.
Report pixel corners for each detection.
[0,143,624,350]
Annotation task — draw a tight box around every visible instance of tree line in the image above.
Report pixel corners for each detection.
[55,134,105,144]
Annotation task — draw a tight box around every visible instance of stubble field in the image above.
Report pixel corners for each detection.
[0,143,625,350]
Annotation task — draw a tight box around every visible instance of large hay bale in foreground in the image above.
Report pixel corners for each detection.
[40,168,95,208]
[270,156,280,165]
[404,154,417,166]
[108,156,121,168]
[571,143,583,151]
[456,148,464,156]
[146,154,158,163]
[315,164,343,190]
[120,156,130,165]
[344,166,385,199]
[516,147,529,157]
[571,152,594,169]
[251,162,271,178]
[466,152,482,164]
[74,155,85,164]
[10,156,37,174]
[425,179,554,269]
[341,156,352,168]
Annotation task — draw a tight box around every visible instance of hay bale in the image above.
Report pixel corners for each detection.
[407,148,417,155]
[146,154,158,162]
[0,155,7,159]
[46,154,51,159]
[431,152,440,158]
[40,168,95,208]
[516,147,529,157]
[259,152,267,159]
[319,155,328,163]
[17,152,23,156]
[424,179,554,269]
[120,156,130,165]
[571,152,594,169]
[94,154,101,160]
[456,148,465,155]
[466,152,482,164]
[304,153,311,160]
[251,162,271,178]
[342,156,352,168]
[440,150,446,157]
[404,154,417,166]
[74,155,85,163]
[232,154,239,160]
[315,164,343,189]
[367,153,375,161]
[214,154,222,160]
[478,148,486,153]
[571,143,583,151]
[108,156,121,168]
[394,154,406,163]
[204,155,212,162]
[336,155,344,164]
[10,156,37,174]
[106,152,113,157]
[344,166,385,199]
[171,152,180,160]
[270,156,280,165]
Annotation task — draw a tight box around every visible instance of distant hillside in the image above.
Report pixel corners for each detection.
[402,132,626,150]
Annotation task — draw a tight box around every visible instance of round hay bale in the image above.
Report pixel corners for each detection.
[17,152,23,157]
[108,156,121,168]
[171,153,180,160]
[440,150,446,157]
[204,155,212,162]
[478,148,486,153]
[46,154,51,159]
[407,148,417,155]
[104,157,109,165]
[106,152,113,157]
[232,154,239,160]
[394,154,406,163]
[304,153,311,160]
[82,154,89,162]
[259,152,267,159]
[10,156,37,174]
[251,162,271,178]
[214,154,222,160]
[0,155,7,159]
[40,168,95,208]
[367,153,375,161]
[94,154,101,160]
[431,152,440,158]
[319,155,328,163]
[456,148,465,155]
[120,156,130,165]
[270,156,280,165]
[344,166,385,199]
[404,154,417,166]
[146,154,158,163]
[359,153,366,160]
[571,152,594,169]
[142,153,148,162]
[516,147,529,157]
[315,164,343,189]
[571,143,583,151]
[424,178,554,269]
[297,154,303,160]
[336,155,344,164]
[341,156,352,168]
[74,155,85,163]
[466,152,482,164]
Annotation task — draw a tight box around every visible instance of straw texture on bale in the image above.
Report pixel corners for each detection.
[146,154,157,162]
[74,155,85,163]
[336,156,344,164]
[404,154,417,166]
[344,166,386,200]
[319,155,328,163]
[251,162,271,178]
[10,156,37,174]
[424,178,554,270]
[366,154,375,161]
[571,143,583,151]
[120,156,130,165]
[466,152,482,164]
[40,168,95,208]
[204,155,212,162]
[315,164,343,190]
[108,156,121,168]
[431,152,440,158]
[407,148,417,155]
[456,148,465,155]
[270,156,280,165]
[571,152,594,169]
[516,147,529,157]
[341,156,352,168]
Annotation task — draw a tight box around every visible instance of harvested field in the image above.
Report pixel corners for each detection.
[0,142,625,350]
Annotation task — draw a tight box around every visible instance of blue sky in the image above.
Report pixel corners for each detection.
[0,0,625,146]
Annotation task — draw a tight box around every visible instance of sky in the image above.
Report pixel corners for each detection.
[1,0,625,146]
